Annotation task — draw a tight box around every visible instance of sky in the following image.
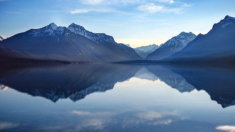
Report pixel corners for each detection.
[0,0,235,48]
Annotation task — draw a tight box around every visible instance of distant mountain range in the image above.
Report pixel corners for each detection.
[134,44,159,58]
[0,23,141,62]
[0,15,235,64]
[164,15,235,63]
[146,32,196,60]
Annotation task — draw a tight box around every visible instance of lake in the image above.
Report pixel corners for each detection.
[0,64,235,132]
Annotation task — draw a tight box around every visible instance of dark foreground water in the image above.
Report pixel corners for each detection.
[0,64,235,132]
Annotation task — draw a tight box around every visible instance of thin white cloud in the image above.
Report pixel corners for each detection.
[70,9,114,14]
[182,3,192,7]
[79,0,175,5]
[216,126,235,132]
[137,3,181,13]
[72,111,92,115]
[80,0,104,5]
[137,111,179,121]
[155,0,174,4]
[121,111,181,128]
[72,110,116,116]
[152,119,172,125]
[70,9,90,14]
[75,0,190,14]
[76,119,107,131]
[137,3,164,13]
[137,111,162,120]
[0,122,19,130]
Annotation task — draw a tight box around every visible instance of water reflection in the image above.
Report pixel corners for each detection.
[0,64,235,108]
[0,64,235,132]
[0,64,140,102]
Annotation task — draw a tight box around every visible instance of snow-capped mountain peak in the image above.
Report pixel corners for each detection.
[68,23,116,44]
[177,32,194,39]
[167,32,196,46]
[47,23,58,30]
[146,32,196,60]
[29,23,66,37]
[68,23,86,31]
[27,22,117,44]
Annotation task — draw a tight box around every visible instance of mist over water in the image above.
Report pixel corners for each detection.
[0,64,235,132]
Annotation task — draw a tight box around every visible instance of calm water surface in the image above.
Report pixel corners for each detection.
[0,64,235,132]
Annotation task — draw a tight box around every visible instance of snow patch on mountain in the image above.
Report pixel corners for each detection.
[166,32,196,47]
[68,23,116,44]
[69,82,114,102]
[49,23,58,30]
[146,32,196,60]
[29,23,66,37]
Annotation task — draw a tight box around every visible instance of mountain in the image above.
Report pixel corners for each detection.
[68,23,141,61]
[134,44,159,58]
[0,36,6,41]
[165,15,235,63]
[0,23,141,63]
[146,32,196,60]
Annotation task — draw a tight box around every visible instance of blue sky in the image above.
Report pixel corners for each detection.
[0,0,234,47]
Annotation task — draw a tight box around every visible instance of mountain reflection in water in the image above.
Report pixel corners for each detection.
[0,64,235,108]
[0,64,235,132]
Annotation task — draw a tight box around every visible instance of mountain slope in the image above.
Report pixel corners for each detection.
[0,36,6,41]
[0,23,141,62]
[134,44,159,58]
[68,23,141,61]
[146,32,196,60]
[165,15,235,62]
